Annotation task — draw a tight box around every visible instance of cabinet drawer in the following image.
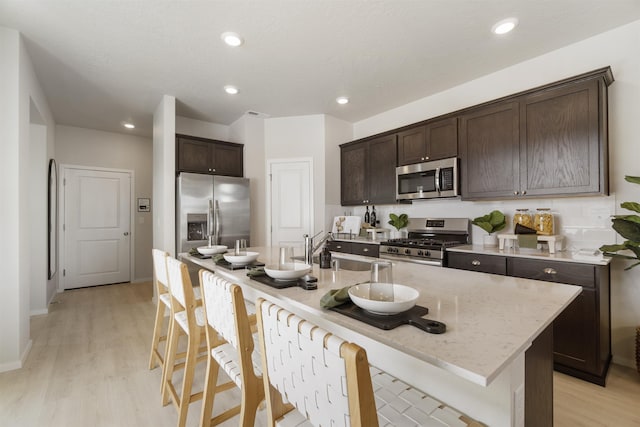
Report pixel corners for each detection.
[325,240,352,254]
[447,252,507,275]
[507,258,595,288]
[351,243,379,258]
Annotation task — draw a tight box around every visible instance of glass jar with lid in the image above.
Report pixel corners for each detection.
[513,209,534,228]
[534,208,555,235]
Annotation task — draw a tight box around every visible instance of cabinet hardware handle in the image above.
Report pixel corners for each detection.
[522,190,526,195]
[336,245,342,249]
[543,268,557,275]
[425,156,429,160]
[363,248,369,252]
[421,157,425,161]
[514,191,519,195]
[471,260,481,266]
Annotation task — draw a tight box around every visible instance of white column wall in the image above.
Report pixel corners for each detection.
[152,95,176,255]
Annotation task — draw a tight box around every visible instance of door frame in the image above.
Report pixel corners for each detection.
[58,164,135,291]
[265,158,314,247]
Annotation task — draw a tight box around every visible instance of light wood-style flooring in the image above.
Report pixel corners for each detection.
[1,281,639,426]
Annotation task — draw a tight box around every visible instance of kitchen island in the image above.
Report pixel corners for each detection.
[182,247,581,426]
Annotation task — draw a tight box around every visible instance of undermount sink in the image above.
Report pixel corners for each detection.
[293,255,371,271]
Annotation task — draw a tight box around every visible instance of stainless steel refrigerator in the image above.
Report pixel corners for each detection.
[176,173,250,254]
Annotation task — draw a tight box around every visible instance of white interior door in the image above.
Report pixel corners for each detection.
[269,160,313,248]
[63,168,131,289]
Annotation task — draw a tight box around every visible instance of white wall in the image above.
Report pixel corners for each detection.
[175,115,229,141]
[230,115,266,246]
[152,95,176,255]
[324,115,353,230]
[55,125,153,281]
[264,115,326,238]
[352,20,640,367]
[0,27,56,372]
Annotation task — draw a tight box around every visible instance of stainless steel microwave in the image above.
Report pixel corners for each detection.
[396,157,459,200]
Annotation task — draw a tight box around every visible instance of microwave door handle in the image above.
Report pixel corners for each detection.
[435,167,441,193]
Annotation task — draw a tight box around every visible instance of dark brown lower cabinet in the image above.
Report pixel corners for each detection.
[448,252,611,386]
[325,240,379,258]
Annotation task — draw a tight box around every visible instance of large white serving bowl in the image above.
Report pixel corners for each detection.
[197,245,227,255]
[348,284,419,315]
[264,263,311,281]
[223,251,259,265]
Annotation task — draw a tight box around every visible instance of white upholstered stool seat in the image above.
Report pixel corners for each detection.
[257,298,484,427]
[211,333,263,389]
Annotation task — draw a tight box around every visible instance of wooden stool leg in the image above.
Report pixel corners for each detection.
[199,351,221,427]
[162,317,180,406]
[148,298,166,370]
[177,329,201,427]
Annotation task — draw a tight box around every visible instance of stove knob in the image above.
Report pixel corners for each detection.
[404,249,411,255]
[425,250,430,257]
[417,250,423,256]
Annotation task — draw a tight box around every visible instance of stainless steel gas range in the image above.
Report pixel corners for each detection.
[379,218,470,266]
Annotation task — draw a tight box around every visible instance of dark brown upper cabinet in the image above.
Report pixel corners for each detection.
[176,134,244,177]
[459,68,612,200]
[397,117,458,166]
[341,134,397,206]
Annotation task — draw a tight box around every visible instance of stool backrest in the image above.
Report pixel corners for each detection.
[152,249,169,291]
[199,270,241,348]
[166,257,195,312]
[256,298,378,427]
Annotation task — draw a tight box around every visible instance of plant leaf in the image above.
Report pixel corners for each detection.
[612,218,640,242]
[625,175,640,185]
[624,261,640,270]
[488,210,506,227]
[611,214,640,224]
[599,244,627,253]
[620,202,640,214]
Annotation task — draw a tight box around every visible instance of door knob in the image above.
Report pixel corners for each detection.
[124,232,129,236]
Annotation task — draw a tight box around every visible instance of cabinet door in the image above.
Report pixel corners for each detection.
[553,288,598,374]
[367,134,397,204]
[177,137,212,174]
[521,79,602,196]
[459,101,520,199]
[426,117,458,160]
[447,252,507,275]
[507,258,595,288]
[341,142,368,206]
[351,243,379,258]
[212,143,243,177]
[325,240,352,254]
[397,126,427,166]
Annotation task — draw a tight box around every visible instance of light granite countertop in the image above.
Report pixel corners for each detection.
[182,247,580,387]
[448,244,612,265]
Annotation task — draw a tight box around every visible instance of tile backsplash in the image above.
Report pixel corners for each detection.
[326,195,618,252]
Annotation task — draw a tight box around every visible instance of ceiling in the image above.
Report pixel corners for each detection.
[1,1,640,138]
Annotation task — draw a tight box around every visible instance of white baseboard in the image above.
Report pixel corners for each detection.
[132,276,152,283]
[30,308,48,316]
[0,339,32,373]
[612,355,635,369]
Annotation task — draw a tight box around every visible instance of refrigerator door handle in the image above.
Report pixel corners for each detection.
[214,200,221,245]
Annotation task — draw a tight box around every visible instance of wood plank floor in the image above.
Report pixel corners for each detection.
[1,281,639,426]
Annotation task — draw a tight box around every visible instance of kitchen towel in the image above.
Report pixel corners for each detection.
[517,234,538,249]
[246,266,265,277]
[320,282,369,309]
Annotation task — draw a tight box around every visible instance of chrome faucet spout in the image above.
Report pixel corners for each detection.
[303,231,333,265]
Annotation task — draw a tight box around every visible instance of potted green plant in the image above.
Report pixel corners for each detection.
[472,210,506,246]
[388,213,409,238]
[599,175,640,373]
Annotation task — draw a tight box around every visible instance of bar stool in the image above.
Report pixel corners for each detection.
[162,257,207,427]
[149,249,171,371]
[255,297,485,427]
[198,270,264,427]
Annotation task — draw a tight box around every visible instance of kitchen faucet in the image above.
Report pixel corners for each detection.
[303,231,333,265]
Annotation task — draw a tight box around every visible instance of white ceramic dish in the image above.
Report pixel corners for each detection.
[197,245,227,255]
[264,263,311,281]
[223,251,259,265]
[348,284,419,315]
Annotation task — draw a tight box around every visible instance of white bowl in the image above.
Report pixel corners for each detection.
[223,251,259,265]
[348,284,419,315]
[197,245,227,255]
[264,263,311,281]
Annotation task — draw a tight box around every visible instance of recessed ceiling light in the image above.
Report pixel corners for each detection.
[336,96,349,105]
[221,31,244,47]
[123,123,135,129]
[492,17,518,35]
[224,85,239,95]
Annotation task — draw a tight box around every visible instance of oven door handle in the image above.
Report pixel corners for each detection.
[435,167,441,193]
